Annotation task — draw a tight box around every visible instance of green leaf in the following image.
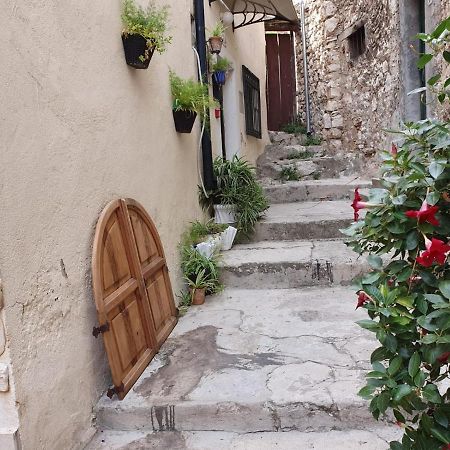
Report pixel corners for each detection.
[425,294,447,305]
[357,320,380,331]
[383,333,398,353]
[388,356,403,376]
[367,254,383,270]
[414,371,427,388]
[408,352,421,378]
[422,334,438,344]
[443,51,450,64]
[429,161,445,179]
[393,384,412,402]
[371,347,391,363]
[389,442,403,450]
[430,427,450,444]
[426,191,441,206]
[377,391,391,414]
[423,384,442,404]
[358,385,376,399]
[417,53,433,69]
[427,74,441,86]
[434,410,449,428]
[439,281,450,300]
[372,361,387,373]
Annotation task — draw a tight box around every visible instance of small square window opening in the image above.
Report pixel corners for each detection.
[348,25,366,59]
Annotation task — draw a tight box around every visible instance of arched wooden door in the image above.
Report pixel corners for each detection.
[92,199,177,399]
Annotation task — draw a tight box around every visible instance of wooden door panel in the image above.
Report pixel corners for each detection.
[92,198,177,400]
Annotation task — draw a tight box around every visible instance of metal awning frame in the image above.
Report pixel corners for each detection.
[209,0,297,30]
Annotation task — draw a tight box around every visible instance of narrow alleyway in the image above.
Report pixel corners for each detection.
[88,133,401,449]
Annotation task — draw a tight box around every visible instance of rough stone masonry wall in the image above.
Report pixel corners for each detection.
[295,0,450,173]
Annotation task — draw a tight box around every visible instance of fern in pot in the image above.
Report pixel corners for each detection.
[199,156,269,237]
[121,0,172,69]
[170,71,218,133]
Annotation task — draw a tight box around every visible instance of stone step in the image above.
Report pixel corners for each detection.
[253,201,352,242]
[87,428,401,449]
[263,177,371,204]
[95,287,385,435]
[220,239,366,289]
[257,155,347,180]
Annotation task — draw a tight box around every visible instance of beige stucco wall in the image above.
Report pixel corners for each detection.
[0,0,268,449]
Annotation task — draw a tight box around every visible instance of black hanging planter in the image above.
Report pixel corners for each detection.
[121,34,155,69]
[173,110,197,133]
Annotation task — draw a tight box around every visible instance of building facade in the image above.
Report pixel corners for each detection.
[295,0,450,171]
[0,0,274,448]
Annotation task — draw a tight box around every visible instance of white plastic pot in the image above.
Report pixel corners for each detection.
[221,226,237,251]
[214,204,237,224]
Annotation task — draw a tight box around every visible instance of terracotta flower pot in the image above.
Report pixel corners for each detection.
[121,34,155,69]
[208,36,223,54]
[190,287,206,305]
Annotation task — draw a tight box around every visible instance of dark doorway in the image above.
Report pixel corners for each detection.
[265,32,296,131]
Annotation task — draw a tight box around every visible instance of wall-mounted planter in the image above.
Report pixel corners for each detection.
[213,70,226,85]
[208,37,224,54]
[122,34,155,69]
[173,110,197,133]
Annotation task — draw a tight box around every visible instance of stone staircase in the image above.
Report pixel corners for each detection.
[86,133,399,449]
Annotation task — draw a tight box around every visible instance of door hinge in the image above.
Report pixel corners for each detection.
[92,322,110,338]
[107,383,125,399]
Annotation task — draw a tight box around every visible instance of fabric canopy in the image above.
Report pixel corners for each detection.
[217,0,299,29]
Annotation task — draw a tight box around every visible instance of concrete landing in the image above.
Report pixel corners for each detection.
[95,287,389,436]
[263,177,371,203]
[254,201,353,241]
[88,428,401,449]
[220,239,367,288]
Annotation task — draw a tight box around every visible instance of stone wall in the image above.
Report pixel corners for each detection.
[294,0,450,172]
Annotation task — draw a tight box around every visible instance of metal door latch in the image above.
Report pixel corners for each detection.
[92,322,110,338]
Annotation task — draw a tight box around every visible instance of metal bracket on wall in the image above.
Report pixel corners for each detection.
[92,322,110,338]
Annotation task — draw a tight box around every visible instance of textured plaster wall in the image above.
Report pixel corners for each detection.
[206,4,270,165]
[0,0,268,449]
[294,0,450,172]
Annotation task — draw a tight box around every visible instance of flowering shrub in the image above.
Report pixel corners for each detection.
[343,17,450,450]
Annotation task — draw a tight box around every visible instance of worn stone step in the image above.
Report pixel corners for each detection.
[257,155,348,180]
[253,201,352,242]
[95,287,385,435]
[87,427,401,449]
[263,177,371,204]
[220,239,366,289]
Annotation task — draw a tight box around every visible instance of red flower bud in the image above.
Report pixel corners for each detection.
[437,352,450,365]
[356,291,370,309]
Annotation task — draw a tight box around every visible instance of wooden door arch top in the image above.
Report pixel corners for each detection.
[92,198,177,399]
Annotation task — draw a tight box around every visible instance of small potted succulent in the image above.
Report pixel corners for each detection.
[121,0,172,69]
[169,71,218,133]
[208,21,226,54]
[211,57,233,85]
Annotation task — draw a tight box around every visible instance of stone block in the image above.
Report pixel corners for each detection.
[323,114,332,129]
[331,114,344,128]
[325,18,339,35]
[0,363,9,392]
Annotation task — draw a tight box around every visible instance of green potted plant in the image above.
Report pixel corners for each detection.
[184,269,215,305]
[208,21,226,54]
[169,71,218,133]
[199,156,269,236]
[211,57,233,85]
[121,0,172,69]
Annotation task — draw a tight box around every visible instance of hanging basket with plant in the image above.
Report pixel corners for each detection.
[169,71,218,133]
[207,21,226,54]
[211,57,233,86]
[121,0,172,69]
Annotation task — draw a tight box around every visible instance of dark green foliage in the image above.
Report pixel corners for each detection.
[279,166,300,182]
[199,156,269,237]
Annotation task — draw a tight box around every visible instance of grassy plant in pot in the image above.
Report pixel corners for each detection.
[208,21,226,54]
[211,57,232,86]
[170,71,218,133]
[185,269,215,305]
[121,0,172,69]
[199,156,269,237]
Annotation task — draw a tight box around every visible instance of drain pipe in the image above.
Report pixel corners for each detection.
[194,0,215,190]
[300,0,312,134]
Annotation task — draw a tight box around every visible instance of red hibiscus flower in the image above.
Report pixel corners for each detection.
[437,352,450,365]
[356,291,370,309]
[351,188,372,221]
[416,237,450,267]
[405,200,440,226]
